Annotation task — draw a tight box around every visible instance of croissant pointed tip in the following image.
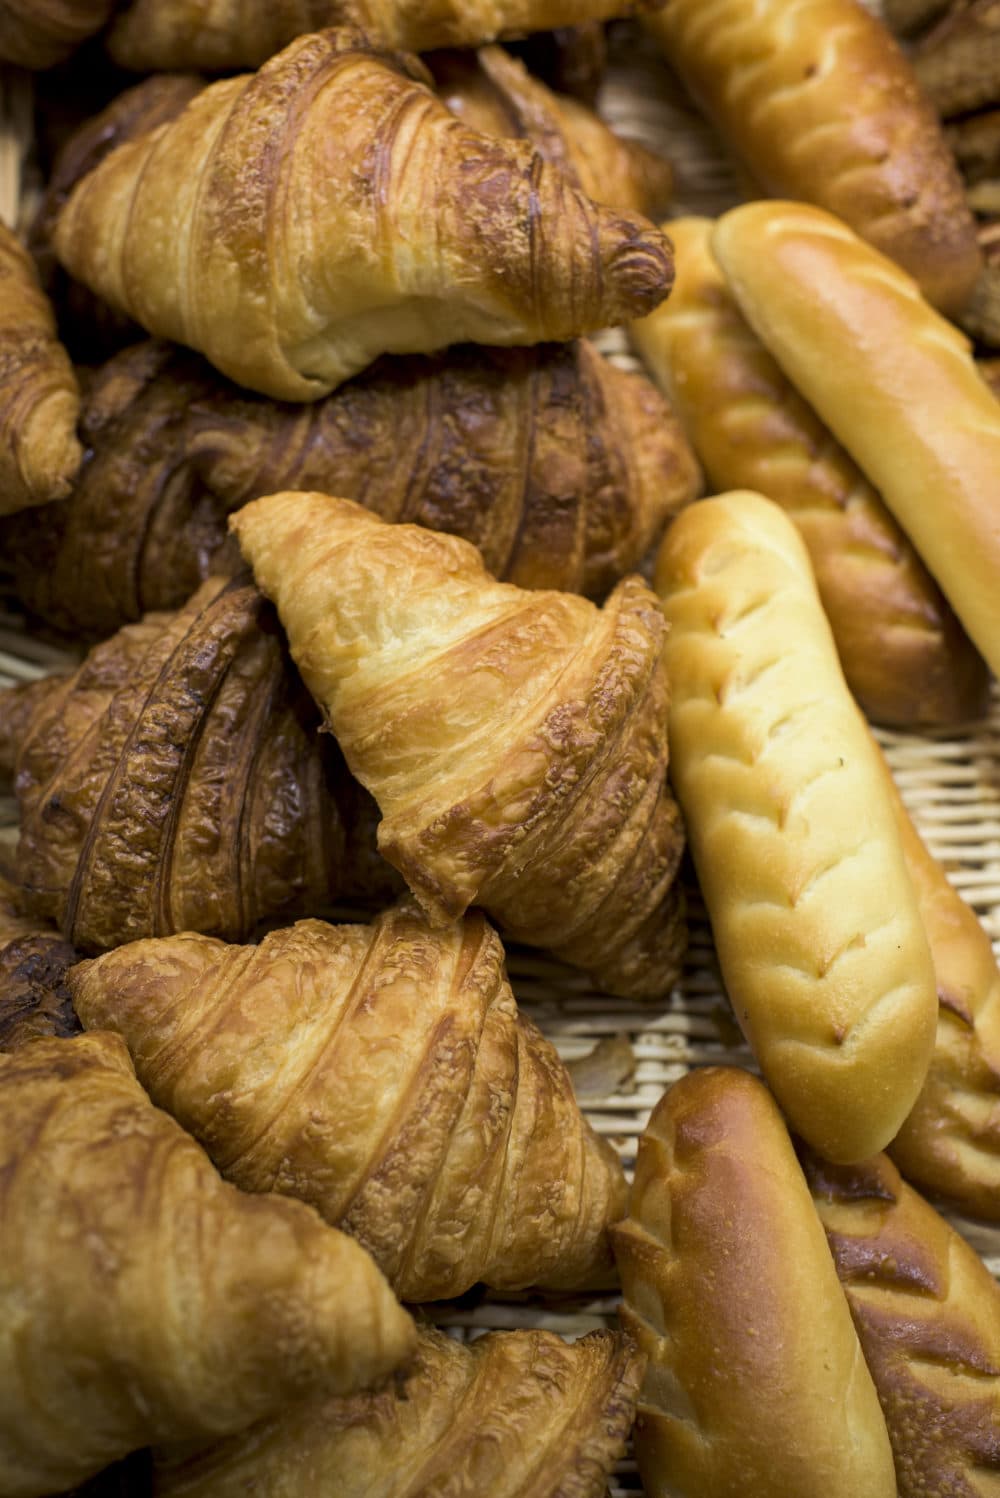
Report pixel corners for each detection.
[602,219,676,320]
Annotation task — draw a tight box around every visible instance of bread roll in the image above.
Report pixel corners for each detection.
[643,0,980,312]
[712,201,1000,683]
[654,491,937,1162]
[630,216,988,727]
[803,1147,1000,1497]
[613,1067,897,1498]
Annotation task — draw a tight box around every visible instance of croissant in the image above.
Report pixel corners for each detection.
[431,45,673,219]
[0,0,113,67]
[55,29,674,403]
[0,1031,415,1497]
[0,223,82,515]
[70,903,627,1300]
[230,491,687,999]
[106,0,660,71]
[3,574,398,953]
[630,216,988,727]
[154,1325,643,1498]
[803,1147,1000,1498]
[0,875,80,1052]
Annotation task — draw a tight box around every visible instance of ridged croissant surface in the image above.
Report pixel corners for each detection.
[4,574,397,953]
[0,875,80,1053]
[0,1032,415,1498]
[154,1326,643,1498]
[70,904,628,1301]
[55,29,675,402]
[107,0,661,70]
[0,223,82,515]
[231,492,687,999]
[0,0,112,67]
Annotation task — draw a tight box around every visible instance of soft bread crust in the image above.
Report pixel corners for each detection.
[804,1148,1000,1497]
[654,492,937,1162]
[631,217,987,727]
[612,1067,897,1498]
[643,0,980,312]
[712,201,1000,682]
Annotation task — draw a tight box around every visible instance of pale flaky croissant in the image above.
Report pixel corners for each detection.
[2,574,398,953]
[231,491,687,999]
[69,903,627,1300]
[0,1031,415,1497]
[0,875,80,1052]
[154,1326,643,1498]
[55,29,674,402]
[0,223,82,515]
[0,0,112,67]
[107,0,660,71]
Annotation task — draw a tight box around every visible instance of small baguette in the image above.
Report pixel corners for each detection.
[803,1147,1000,1497]
[712,201,1000,683]
[654,491,938,1162]
[630,216,988,727]
[612,1068,897,1498]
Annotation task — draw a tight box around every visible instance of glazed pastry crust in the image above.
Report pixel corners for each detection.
[654,491,937,1162]
[712,201,1000,682]
[0,1032,414,1497]
[0,876,79,1052]
[55,29,674,401]
[154,1326,643,1498]
[231,491,687,999]
[643,0,980,312]
[613,1068,896,1498]
[69,905,627,1301]
[631,216,987,727]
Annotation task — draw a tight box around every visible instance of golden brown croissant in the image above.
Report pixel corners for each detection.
[154,1325,642,1498]
[70,903,627,1300]
[106,0,659,71]
[803,1147,1000,1498]
[431,45,673,219]
[631,216,988,727]
[0,223,82,515]
[0,0,113,67]
[0,1031,415,1497]
[0,875,80,1052]
[230,491,687,999]
[3,574,399,953]
[55,29,674,402]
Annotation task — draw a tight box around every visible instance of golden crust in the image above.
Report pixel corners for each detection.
[0,0,112,67]
[644,0,980,312]
[230,490,687,999]
[69,905,627,1300]
[654,492,938,1162]
[55,29,674,402]
[0,1031,415,1497]
[631,217,988,727]
[613,1068,896,1498]
[154,1325,643,1498]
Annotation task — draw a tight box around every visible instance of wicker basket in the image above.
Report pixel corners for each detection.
[3,20,1000,1495]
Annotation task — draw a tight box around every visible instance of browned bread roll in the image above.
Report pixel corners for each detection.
[55,29,674,402]
[654,492,938,1162]
[154,1326,643,1498]
[803,1147,1000,1497]
[230,491,687,999]
[69,905,627,1301]
[0,0,113,67]
[0,1031,415,1497]
[643,0,980,313]
[631,216,988,727]
[712,201,1000,684]
[612,1068,897,1498]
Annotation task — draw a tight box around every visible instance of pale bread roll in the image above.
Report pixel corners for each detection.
[711,201,1000,683]
[612,1067,897,1498]
[654,491,937,1162]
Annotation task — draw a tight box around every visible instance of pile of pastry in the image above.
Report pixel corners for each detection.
[1,1,1000,1496]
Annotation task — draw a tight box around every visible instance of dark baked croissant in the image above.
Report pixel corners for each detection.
[230,491,687,999]
[55,29,674,402]
[3,574,398,953]
[0,0,113,67]
[0,223,81,515]
[154,1326,643,1498]
[70,903,628,1301]
[106,0,659,71]
[0,875,79,1052]
[0,1031,415,1497]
